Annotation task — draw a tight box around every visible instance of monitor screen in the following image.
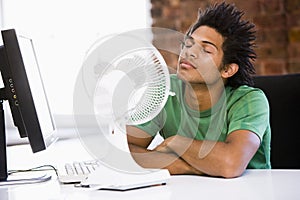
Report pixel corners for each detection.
[0,29,57,181]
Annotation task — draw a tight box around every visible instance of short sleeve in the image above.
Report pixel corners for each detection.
[227,90,270,142]
[134,109,167,137]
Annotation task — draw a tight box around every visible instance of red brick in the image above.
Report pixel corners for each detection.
[285,0,300,13]
[288,28,300,43]
[286,13,300,27]
[257,0,285,15]
[262,60,288,74]
[254,61,265,74]
[254,14,286,29]
[256,44,287,59]
[287,61,300,73]
[287,43,300,58]
[159,50,179,71]
[256,28,288,44]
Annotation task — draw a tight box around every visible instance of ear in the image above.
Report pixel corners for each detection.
[221,63,239,78]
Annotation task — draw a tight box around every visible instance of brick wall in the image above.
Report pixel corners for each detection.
[150,0,300,75]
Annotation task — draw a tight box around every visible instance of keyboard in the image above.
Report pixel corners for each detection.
[57,160,100,184]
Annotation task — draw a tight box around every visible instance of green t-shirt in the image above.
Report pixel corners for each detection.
[136,74,271,169]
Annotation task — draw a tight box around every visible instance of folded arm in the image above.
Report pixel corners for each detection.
[126,126,204,175]
[127,126,260,178]
[155,130,260,178]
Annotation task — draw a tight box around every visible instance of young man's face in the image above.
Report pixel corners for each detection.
[177,25,225,85]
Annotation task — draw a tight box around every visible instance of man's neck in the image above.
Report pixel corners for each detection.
[184,80,225,111]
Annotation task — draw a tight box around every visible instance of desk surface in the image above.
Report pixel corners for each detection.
[2,134,300,200]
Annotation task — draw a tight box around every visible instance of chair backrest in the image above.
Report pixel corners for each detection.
[254,74,300,169]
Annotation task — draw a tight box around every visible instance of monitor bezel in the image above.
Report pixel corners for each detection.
[0,29,47,152]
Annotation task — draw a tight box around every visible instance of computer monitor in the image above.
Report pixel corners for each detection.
[0,29,57,181]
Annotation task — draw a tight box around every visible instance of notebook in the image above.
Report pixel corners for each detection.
[56,127,170,189]
[79,163,170,191]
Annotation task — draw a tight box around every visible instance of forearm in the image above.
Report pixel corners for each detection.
[170,138,238,177]
[129,143,204,175]
[163,132,259,178]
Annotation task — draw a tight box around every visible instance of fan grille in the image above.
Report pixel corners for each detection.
[112,47,170,125]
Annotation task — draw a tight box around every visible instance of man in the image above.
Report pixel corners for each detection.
[127,2,271,178]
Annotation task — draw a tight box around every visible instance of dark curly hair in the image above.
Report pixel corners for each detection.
[187,2,257,88]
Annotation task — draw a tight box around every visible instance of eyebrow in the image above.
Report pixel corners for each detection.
[185,34,219,51]
[202,40,219,50]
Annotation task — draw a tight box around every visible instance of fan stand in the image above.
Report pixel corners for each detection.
[109,122,131,153]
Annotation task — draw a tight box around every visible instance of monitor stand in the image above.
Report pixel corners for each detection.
[0,99,8,181]
[0,95,51,185]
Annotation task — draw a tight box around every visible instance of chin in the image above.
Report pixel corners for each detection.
[177,70,199,82]
[177,73,196,84]
[176,72,188,81]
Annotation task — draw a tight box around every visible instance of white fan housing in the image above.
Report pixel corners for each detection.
[94,47,170,132]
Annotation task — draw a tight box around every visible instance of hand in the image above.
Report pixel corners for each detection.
[154,135,195,156]
[154,135,177,153]
[154,142,173,153]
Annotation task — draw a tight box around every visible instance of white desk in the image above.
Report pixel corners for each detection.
[2,135,300,200]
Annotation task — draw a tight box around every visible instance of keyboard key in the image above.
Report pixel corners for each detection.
[57,160,100,184]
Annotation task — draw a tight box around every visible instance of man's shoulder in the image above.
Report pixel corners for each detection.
[226,85,269,107]
[227,85,265,97]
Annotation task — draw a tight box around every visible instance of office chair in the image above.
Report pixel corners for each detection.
[254,73,300,169]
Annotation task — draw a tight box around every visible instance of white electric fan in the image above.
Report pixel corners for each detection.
[93,47,170,150]
[74,43,172,190]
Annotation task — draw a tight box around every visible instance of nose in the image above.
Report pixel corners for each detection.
[180,46,197,59]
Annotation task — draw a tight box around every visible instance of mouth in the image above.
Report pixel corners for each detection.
[179,59,196,69]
